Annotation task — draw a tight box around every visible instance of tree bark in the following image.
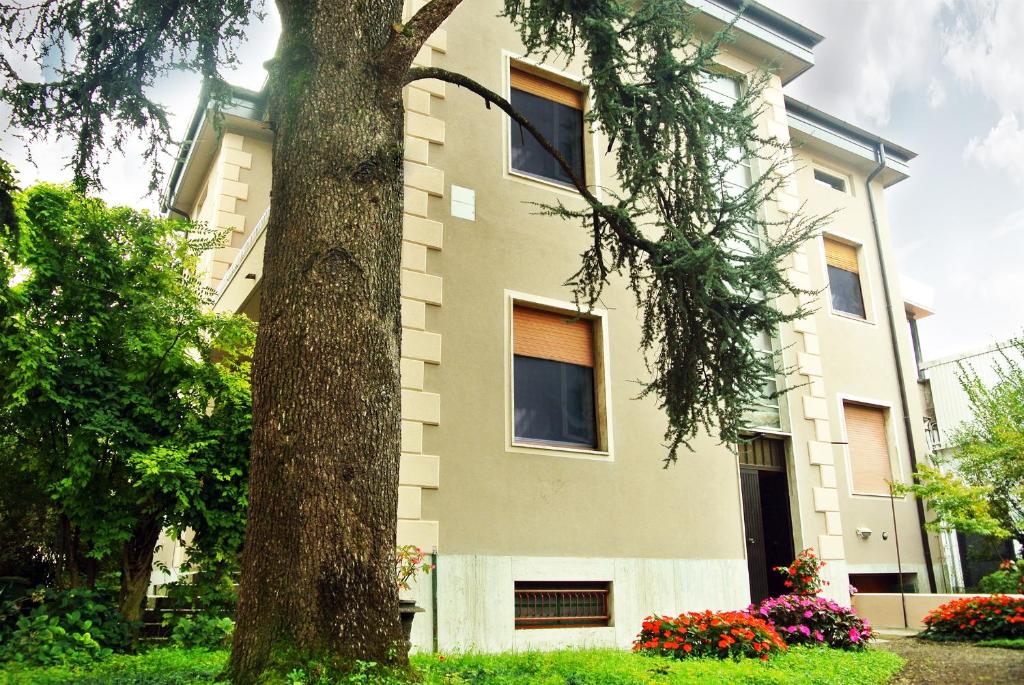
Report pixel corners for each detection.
[227,1,408,681]
[118,514,162,623]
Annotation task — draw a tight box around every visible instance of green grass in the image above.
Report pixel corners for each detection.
[0,648,226,685]
[0,646,904,684]
[976,638,1024,650]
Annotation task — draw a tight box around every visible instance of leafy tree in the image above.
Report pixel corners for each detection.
[1,1,826,679]
[900,338,1024,546]
[0,183,255,623]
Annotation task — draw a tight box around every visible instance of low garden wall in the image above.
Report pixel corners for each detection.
[852,593,1024,629]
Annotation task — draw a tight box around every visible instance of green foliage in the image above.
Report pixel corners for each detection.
[0,587,132,667]
[977,638,1024,650]
[0,648,226,685]
[893,464,1008,538]
[0,646,905,685]
[901,338,1024,544]
[413,647,902,684]
[166,615,234,650]
[0,4,259,190]
[498,0,828,458]
[0,183,255,609]
[979,560,1024,595]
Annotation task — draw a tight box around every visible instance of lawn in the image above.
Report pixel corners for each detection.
[0,647,903,685]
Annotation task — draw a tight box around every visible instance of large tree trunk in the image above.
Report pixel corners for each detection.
[227,1,407,681]
[118,515,162,623]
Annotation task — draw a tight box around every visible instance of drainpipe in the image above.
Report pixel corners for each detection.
[865,144,938,594]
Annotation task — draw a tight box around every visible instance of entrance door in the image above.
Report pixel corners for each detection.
[739,438,795,604]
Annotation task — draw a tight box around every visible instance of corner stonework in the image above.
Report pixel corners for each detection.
[763,74,848,598]
[397,0,447,552]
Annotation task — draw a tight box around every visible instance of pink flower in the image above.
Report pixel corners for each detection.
[849,627,861,642]
[798,625,811,636]
[814,630,824,641]
[803,610,813,618]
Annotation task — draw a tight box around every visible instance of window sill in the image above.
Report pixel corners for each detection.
[829,309,874,326]
[509,440,611,461]
[507,168,582,196]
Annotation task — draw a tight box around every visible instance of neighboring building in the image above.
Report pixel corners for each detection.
[919,341,1022,590]
[161,0,944,652]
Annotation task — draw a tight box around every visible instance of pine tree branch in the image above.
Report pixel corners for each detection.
[405,65,657,255]
[379,0,465,81]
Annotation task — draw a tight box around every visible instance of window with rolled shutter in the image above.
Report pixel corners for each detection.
[824,238,866,318]
[844,402,894,495]
[513,305,598,448]
[509,65,586,185]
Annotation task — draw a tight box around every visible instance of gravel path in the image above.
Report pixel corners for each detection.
[879,636,1024,684]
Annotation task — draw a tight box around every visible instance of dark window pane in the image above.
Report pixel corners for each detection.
[510,88,584,185]
[514,355,596,448]
[828,265,866,318]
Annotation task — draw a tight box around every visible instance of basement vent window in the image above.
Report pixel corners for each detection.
[813,169,847,193]
[514,581,611,629]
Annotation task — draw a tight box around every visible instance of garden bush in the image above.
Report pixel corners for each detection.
[633,610,787,661]
[166,614,235,650]
[751,594,872,650]
[775,548,828,596]
[978,559,1024,595]
[922,594,1024,641]
[0,587,134,666]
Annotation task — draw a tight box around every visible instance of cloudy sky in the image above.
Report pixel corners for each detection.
[3,1,1021,360]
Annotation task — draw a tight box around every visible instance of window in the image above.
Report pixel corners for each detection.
[824,238,866,318]
[512,305,598,449]
[510,66,585,185]
[814,168,847,193]
[843,402,895,496]
[514,581,611,629]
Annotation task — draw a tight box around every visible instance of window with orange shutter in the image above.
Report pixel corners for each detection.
[512,305,598,448]
[509,65,585,185]
[824,238,866,318]
[843,402,895,495]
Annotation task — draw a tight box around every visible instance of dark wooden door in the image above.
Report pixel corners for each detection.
[740,467,770,604]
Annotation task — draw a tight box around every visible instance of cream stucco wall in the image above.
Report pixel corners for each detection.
[171,0,945,650]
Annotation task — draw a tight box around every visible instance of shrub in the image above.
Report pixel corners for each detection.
[776,548,828,596]
[0,587,133,666]
[634,610,787,661]
[166,614,235,649]
[978,559,1024,595]
[752,594,873,650]
[922,594,1024,641]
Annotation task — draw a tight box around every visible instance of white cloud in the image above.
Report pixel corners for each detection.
[943,0,1024,116]
[964,113,1024,186]
[927,78,947,108]
[764,0,947,125]
[992,206,1024,238]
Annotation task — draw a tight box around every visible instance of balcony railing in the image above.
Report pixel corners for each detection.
[216,206,270,301]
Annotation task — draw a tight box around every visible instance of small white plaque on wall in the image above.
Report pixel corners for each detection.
[451,185,475,221]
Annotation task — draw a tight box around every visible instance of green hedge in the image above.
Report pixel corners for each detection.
[1,646,903,685]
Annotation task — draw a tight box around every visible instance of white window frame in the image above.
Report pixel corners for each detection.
[504,290,614,461]
[811,164,853,196]
[818,231,877,326]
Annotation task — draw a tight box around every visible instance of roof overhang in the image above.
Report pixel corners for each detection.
[688,0,823,84]
[161,85,267,214]
[785,97,916,187]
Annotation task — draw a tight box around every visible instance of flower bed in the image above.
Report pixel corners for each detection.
[752,594,873,650]
[922,594,1024,641]
[633,610,787,661]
